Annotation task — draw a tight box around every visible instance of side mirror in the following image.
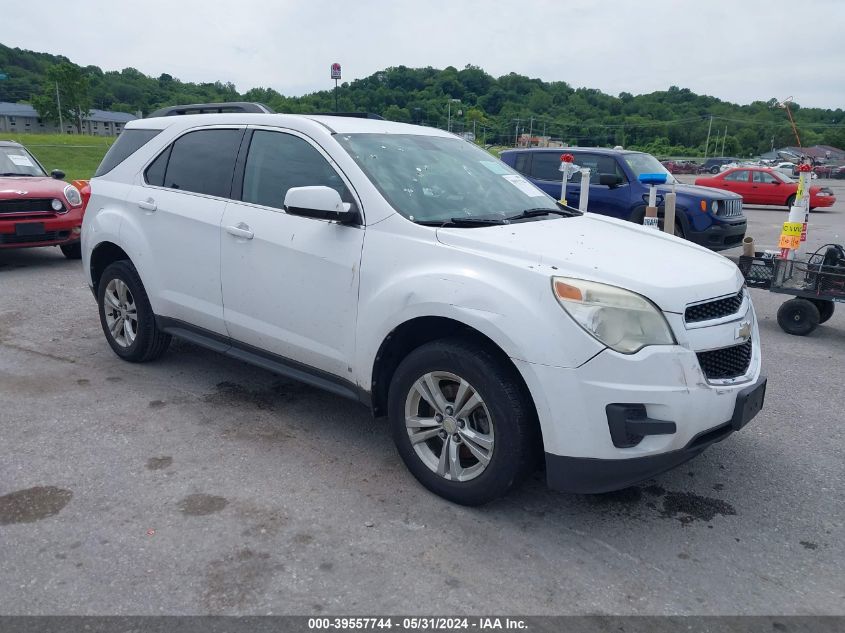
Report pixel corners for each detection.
[284,186,354,223]
[598,173,622,188]
[51,169,65,180]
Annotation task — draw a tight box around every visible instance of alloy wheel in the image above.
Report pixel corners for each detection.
[103,278,138,348]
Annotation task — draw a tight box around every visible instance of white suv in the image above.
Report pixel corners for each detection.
[82,108,766,505]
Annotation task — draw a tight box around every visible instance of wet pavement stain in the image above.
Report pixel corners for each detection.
[203,548,275,611]
[148,400,167,409]
[799,540,818,550]
[0,486,73,525]
[203,380,313,410]
[178,494,228,516]
[660,491,736,525]
[76,378,90,386]
[146,456,173,471]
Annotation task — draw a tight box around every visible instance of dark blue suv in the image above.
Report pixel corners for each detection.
[500,147,746,251]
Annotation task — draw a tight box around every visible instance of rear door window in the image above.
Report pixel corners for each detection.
[161,129,243,198]
[529,153,564,181]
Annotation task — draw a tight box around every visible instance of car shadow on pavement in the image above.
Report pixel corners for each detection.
[0,246,73,270]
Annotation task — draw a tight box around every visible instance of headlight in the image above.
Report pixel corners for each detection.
[711,200,719,213]
[51,198,64,212]
[63,184,82,207]
[552,277,676,354]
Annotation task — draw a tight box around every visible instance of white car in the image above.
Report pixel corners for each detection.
[81,107,766,505]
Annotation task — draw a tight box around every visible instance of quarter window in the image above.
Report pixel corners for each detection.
[241,130,352,210]
[94,128,161,177]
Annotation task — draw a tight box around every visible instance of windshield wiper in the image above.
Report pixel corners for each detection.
[0,173,36,177]
[417,217,509,227]
[505,205,582,221]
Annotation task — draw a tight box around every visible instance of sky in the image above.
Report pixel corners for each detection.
[3,0,844,109]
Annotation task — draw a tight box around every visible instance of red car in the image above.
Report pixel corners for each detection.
[0,141,88,259]
[695,166,836,210]
[661,159,698,174]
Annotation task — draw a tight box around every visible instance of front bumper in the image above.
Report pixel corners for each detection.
[687,217,747,251]
[812,196,836,208]
[0,212,83,249]
[545,376,766,493]
[513,300,763,493]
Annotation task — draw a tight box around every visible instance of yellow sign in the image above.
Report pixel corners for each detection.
[779,234,801,249]
[781,222,803,237]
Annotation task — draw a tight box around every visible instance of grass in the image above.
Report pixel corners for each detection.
[3,133,113,181]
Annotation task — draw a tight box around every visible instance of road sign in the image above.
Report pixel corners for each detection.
[331,63,341,80]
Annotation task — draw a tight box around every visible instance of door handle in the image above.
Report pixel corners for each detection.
[225,223,254,240]
[137,198,157,212]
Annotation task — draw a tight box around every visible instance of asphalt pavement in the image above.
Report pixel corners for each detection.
[0,180,843,615]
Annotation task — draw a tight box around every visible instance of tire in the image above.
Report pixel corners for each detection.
[387,338,538,506]
[810,299,834,324]
[777,298,820,336]
[97,260,171,362]
[786,194,796,208]
[60,242,81,259]
[710,166,719,174]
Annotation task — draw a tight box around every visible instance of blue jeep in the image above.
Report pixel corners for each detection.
[500,147,746,251]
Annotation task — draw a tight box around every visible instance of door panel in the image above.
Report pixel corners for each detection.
[221,129,364,377]
[130,127,244,335]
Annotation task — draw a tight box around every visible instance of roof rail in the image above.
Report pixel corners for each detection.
[310,112,385,120]
[146,102,275,118]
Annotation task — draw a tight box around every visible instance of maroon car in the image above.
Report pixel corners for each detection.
[661,160,698,174]
[0,141,88,259]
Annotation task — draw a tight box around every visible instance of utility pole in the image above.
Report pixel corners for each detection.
[55,81,63,134]
[721,125,727,157]
[703,115,713,160]
[447,98,460,133]
[513,118,520,147]
[528,117,534,143]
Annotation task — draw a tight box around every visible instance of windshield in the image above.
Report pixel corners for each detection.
[0,146,46,177]
[335,133,559,223]
[774,170,795,183]
[622,153,677,184]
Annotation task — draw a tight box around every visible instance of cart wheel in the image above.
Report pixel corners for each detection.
[810,299,835,324]
[777,298,820,336]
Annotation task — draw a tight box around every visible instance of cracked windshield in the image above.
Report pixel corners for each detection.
[336,133,560,224]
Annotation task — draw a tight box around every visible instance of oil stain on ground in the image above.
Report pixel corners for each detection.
[660,491,736,525]
[146,456,173,470]
[178,493,228,516]
[0,486,73,525]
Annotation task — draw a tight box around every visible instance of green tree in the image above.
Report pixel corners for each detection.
[32,62,92,133]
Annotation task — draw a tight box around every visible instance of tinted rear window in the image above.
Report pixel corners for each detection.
[163,129,243,198]
[94,129,161,177]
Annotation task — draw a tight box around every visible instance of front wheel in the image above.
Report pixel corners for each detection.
[786,194,796,208]
[777,298,820,336]
[97,260,171,362]
[60,242,81,259]
[388,338,538,506]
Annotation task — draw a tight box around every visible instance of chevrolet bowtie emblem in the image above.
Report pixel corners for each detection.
[735,321,752,341]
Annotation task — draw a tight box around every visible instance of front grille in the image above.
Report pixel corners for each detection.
[718,198,743,217]
[0,230,69,245]
[685,289,744,323]
[0,198,62,215]
[697,340,753,380]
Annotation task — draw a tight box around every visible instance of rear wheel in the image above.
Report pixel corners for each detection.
[710,166,719,174]
[777,298,820,336]
[60,242,81,259]
[97,260,171,362]
[810,299,834,324]
[786,194,796,208]
[388,338,538,506]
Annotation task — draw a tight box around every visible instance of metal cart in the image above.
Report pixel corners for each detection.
[738,244,845,335]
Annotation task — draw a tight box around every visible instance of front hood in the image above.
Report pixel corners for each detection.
[436,214,743,314]
[665,182,741,201]
[0,176,66,199]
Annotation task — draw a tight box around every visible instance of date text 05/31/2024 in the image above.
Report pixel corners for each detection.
[307,617,528,630]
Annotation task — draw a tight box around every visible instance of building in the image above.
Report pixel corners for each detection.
[0,102,138,136]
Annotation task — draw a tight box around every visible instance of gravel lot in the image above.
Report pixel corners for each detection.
[1,179,843,616]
